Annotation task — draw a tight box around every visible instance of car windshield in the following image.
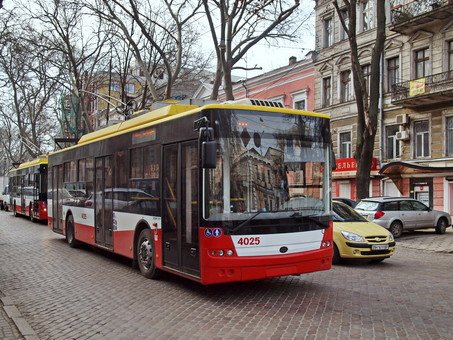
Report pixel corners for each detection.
[332,202,368,222]
[355,201,379,211]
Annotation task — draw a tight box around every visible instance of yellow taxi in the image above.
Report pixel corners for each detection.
[332,201,396,264]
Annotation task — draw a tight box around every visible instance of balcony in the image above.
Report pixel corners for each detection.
[390,0,453,34]
[391,70,453,107]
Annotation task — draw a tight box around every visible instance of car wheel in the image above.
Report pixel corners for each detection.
[332,243,341,265]
[435,218,448,234]
[389,221,403,238]
[136,228,161,279]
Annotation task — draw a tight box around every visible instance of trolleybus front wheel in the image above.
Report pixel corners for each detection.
[136,228,161,279]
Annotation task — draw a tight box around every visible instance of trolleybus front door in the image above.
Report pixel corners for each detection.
[95,156,113,248]
[162,141,200,278]
[52,165,64,232]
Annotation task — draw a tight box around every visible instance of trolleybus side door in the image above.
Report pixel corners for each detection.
[162,141,200,278]
[52,165,64,232]
[95,156,113,248]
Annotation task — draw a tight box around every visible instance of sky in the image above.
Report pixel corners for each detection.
[3,0,316,80]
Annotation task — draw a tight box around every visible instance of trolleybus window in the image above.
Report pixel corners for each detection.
[205,110,331,232]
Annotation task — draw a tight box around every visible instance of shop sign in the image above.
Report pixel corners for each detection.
[334,158,379,172]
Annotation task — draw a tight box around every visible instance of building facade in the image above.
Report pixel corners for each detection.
[314,0,453,214]
[212,56,315,111]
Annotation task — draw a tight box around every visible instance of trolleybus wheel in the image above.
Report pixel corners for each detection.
[136,228,161,279]
[66,214,79,248]
[29,206,35,223]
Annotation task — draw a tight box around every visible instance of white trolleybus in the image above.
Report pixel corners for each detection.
[48,99,334,284]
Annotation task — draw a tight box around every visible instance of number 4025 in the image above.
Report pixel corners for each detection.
[236,237,260,246]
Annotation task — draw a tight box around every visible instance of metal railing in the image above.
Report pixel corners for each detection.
[391,70,453,102]
[390,0,451,25]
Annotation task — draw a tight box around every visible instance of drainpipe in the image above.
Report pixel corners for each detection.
[379,51,384,196]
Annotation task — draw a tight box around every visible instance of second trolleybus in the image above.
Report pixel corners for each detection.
[48,99,334,284]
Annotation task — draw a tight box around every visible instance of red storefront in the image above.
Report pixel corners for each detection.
[332,158,381,201]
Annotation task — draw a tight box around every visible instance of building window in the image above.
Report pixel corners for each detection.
[362,64,371,95]
[448,41,453,72]
[362,0,374,31]
[323,17,333,48]
[110,81,120,92]
[124,83,135,94]
[339,131,352,158]
[294,100,306,111]
[387,56,400,91]
[415,48,430,79]
[340,70,352,103]
[292,90,307,111]
[340,9,349,41]
[447,117,453,156]
[322,77,331,107]
[386,125,401,160]
[414,120,430,158]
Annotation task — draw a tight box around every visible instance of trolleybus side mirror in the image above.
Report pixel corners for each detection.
[195,119,217,169]
[202,141,217,168]
[331,149,337,171]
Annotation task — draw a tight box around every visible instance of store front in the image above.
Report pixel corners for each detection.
[332,158,381,200]
[380,161,453,213]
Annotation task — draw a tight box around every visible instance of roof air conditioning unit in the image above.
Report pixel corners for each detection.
[396,114,409,125]
[396,130,410,140]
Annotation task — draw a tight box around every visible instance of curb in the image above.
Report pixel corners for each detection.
[1,296,39,340]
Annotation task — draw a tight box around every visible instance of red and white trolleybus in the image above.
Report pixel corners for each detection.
[48,100,334,284]
[9,156,48,222]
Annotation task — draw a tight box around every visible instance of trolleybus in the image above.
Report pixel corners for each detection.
[48,100,334,284]
[9,156,48,221]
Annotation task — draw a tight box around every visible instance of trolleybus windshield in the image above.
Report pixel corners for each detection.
[205,109,331,231]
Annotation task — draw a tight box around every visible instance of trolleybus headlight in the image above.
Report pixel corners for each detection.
[210,250,216,256]
[218,249,224,256]
[227,250,233,256]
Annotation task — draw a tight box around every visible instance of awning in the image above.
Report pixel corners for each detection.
[379,161,453,192]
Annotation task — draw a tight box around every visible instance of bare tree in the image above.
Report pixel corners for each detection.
[21,0,111,136]
[89,0,206,102]
[0,12,60,162]
[333,0,386,200]
[203,0,306,100]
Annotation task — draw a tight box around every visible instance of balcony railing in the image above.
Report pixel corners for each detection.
[391,70,453,107]
[390,0,453,34]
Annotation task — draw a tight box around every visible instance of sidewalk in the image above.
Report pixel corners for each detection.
[0,294,37,340]
[395,227,453,253]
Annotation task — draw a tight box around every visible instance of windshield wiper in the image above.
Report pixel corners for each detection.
[230,211,263,234]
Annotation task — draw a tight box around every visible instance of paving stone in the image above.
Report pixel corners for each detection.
[1,212,453,339]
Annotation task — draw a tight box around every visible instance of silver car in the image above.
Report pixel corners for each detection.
[355,197,452,238]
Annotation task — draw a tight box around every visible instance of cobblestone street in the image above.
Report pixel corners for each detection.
[1,211,452,340]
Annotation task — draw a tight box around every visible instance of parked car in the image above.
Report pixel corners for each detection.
[355,197,452,238]
[333,197,357,208]
[332,201,395,264]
